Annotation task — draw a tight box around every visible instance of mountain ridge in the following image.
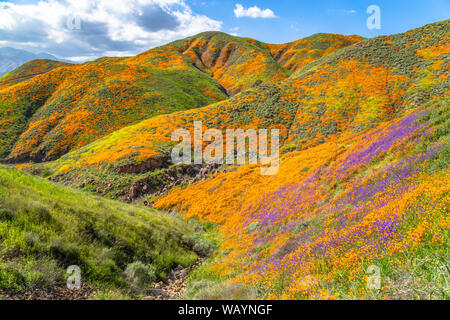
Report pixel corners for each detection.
[42,20,448,176]
[0,30,362,163]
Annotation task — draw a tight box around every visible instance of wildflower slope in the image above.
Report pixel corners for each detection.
[0,32,360,163]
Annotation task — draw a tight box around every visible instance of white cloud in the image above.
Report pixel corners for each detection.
[0,0,222,61]
[234,4,277,19]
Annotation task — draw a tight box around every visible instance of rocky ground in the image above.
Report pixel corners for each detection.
[0,283,96,300]
[143,258,204,300]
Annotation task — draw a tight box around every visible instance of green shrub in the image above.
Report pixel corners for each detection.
[124,261,157,294]
[48,239,82,266]
[182,233,216,257]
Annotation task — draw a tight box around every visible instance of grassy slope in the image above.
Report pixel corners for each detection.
[0,59,71,90]
[0,164,199,296]
[135,31,362,96]
[0,31,360,163]
[0,55,228,162]
[47,20,448,174]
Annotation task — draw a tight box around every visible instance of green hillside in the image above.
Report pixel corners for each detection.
[0,164,202,298]
[0,59,71,90]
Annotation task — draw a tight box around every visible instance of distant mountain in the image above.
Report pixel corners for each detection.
[0,47,69,76]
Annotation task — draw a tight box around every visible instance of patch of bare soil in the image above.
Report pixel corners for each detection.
[0,283,96,300]
[143,259,205,300]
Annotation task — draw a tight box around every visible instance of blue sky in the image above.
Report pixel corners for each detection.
[0,0,448,60]
[188,0,450,43]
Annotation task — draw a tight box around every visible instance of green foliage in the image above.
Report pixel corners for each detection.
[182,233,216,257]
[0,165,198,294]
[124,261,157,294]
[247,222,260,233]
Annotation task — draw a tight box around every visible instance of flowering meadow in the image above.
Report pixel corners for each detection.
[156,101,449,299]
[3,19,448,300]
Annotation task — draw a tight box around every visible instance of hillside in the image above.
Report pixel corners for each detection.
[159,98,449,300]
[0,47,67,76]
[0,59,72,90]
[3,20,449,300]
[265,33,364,73]
[46,21,448,175]
[0,164,202,298]
[0,32,361,163]
[167,32,363,95]
[26,20,449,300]
[0,54,228,162]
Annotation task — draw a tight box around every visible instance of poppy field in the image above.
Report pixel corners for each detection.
[0,19,448,300]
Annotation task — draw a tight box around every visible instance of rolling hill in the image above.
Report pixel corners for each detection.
[2,20,449,300]
[0,59,72,90]
[45,20,448,175]
[0,53,228,162]
[155,97,449,300]
[0,32,361,163]
[24,20,448,300]
[0,47,67,76]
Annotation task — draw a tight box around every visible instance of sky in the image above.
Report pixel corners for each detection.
[0,0,448,62]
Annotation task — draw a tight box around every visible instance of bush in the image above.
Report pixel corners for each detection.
[182,234,216,257]
[124,261,157,294]
[93,289,131,300]
[48,239,81,266]
[0,208,14,221]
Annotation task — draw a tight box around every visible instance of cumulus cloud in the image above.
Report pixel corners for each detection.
[234,3,277,19]
[0,0,222,61]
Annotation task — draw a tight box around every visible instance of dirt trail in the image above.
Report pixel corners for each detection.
[143,259,204,300]
[0,283,96,300]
